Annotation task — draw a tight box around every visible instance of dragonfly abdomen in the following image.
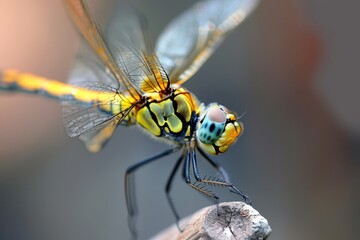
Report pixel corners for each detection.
[0,70,72,99]
[0,70,133,117]
[0,70,98,102]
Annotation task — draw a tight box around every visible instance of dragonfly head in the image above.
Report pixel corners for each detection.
[196,104,243,155]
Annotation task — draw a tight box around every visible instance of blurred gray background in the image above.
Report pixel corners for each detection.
[0,0,359,239]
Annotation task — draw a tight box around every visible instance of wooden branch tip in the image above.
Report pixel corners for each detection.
[151,201,271,240]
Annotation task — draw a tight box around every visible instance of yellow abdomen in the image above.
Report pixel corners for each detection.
[0,70,137,118]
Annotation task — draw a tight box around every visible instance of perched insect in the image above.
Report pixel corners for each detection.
[0,0,259,236]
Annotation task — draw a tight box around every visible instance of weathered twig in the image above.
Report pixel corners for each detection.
[151,201,271,240]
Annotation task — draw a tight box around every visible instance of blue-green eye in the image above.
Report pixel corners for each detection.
[197,107,226,144]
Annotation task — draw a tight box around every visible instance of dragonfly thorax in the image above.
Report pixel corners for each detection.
[196,104,243,155]
[135,88,199,143]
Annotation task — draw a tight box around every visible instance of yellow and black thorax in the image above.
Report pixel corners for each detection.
[135,87,200,143]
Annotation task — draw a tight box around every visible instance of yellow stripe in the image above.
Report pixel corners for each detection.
[1,70,138,115]
[3,70,96,101]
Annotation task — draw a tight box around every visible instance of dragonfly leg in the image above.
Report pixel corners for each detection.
[197,147,252,205]
[183,148,219,204]
[164,151,186,231]
[125,146,180,238]
[191,148,202,182]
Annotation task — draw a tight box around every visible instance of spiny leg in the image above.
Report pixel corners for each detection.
[197,147,251,205]
[197,147,230,182]
[192,148,231,188]
[183,148,219,204]
[164,152,186,230]
[125,146,180,238]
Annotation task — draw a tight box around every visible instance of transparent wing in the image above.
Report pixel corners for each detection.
[69,42,119,89]
[106,7,170,93]
[78,119,118,153]
[63,0,139,96]
[155,0,259,85]
[63,99,129,152]
[62,57,137,152]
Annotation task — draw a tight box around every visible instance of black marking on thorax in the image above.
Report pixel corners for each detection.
[144,91,198,142]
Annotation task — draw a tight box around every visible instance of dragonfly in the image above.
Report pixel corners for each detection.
[0,0,259,236]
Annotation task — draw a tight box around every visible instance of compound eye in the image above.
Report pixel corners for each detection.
[197,108,226,144]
